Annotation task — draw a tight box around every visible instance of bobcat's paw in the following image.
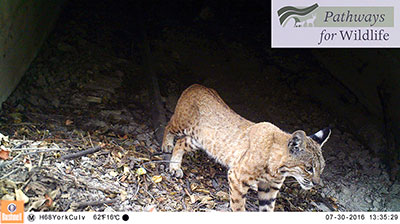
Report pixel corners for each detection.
[168,165,183,178]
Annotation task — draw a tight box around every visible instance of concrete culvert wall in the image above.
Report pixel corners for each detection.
[0,0,399,212]
[0,0,64,106]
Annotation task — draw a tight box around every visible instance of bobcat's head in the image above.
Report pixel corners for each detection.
[280,128,331,190]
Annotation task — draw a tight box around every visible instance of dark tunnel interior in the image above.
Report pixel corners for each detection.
[0,0,399,212]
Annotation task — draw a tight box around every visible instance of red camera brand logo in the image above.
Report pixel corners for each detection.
[1,200,24,223]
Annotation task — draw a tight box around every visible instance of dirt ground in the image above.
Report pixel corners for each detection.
[0,1,399,212]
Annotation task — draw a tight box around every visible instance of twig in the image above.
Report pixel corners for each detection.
[181,197,187,210]
[144,186,156,201]
[75,199,118,209]
[60,145,102,160]
[11,147,65,152]
[88,132,94,149]
[21,177,32,191]
[38,153,44,167]
[25,149,66,155]
[133,183,140,198]
[0,152,23,169]
[0,167,22,180]
[9,122,39,126]
[15,142,29,148]
[141,160,177,166]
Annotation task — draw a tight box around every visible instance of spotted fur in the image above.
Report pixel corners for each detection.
[162,84,331,211]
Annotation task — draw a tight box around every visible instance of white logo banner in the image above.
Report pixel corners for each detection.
[271,0,400,48]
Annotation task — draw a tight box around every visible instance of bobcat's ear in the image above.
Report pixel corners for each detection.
[288,130,306,155]
[309,127,331,147]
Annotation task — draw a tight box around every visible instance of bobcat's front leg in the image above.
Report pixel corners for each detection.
[162,122,176,153]
[169,136,195,178]
[228,168,251,211]
[257,179,283,212]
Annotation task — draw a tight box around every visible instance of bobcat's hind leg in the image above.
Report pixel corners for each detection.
[169,136,196,178]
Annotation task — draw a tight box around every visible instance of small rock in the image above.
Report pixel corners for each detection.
[372,200,380,208]
[144,205,157,212]
[86,96,102,103]
[104,207,115,212]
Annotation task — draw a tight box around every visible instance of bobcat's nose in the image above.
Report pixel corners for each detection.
[312,177,324,187]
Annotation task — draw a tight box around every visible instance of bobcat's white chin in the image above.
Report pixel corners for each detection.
[299,182,313,190]
[292,175,313,190]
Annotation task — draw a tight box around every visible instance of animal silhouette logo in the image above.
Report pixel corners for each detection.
[278,4,319,28]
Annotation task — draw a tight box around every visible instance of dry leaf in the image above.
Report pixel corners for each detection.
[120,190,128,201]
[189,194,197,204]
[0,133,9,144]
[144,205,157,212]
[48,188,60,200]
[0,148,10,160]
[1,194,15,200]
[109,170,119,177]
[65,119,74,126]
[4,179,17,188]
[151,175,163,183]
[136,167,147,175]
[123,165,130,174]
[65,167,72,174]
[24,162,33,172]
[119,134,128,140]
[190,183,198,191]
[61,193,70,199]
[216,191,229,201]
[195,188,210,194]
[28,198,47,211]
[15,189,29,204]
[45,194,53,207]
[69,202,79,210]
[199,195,213,205]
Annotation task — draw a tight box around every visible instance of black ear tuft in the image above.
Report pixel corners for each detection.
[309,127,331,147]
[288,130,306,155]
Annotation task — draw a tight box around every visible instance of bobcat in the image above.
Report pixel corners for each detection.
[162,84,331,211]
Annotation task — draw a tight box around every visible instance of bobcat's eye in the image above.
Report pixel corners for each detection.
[306,166,313,173]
